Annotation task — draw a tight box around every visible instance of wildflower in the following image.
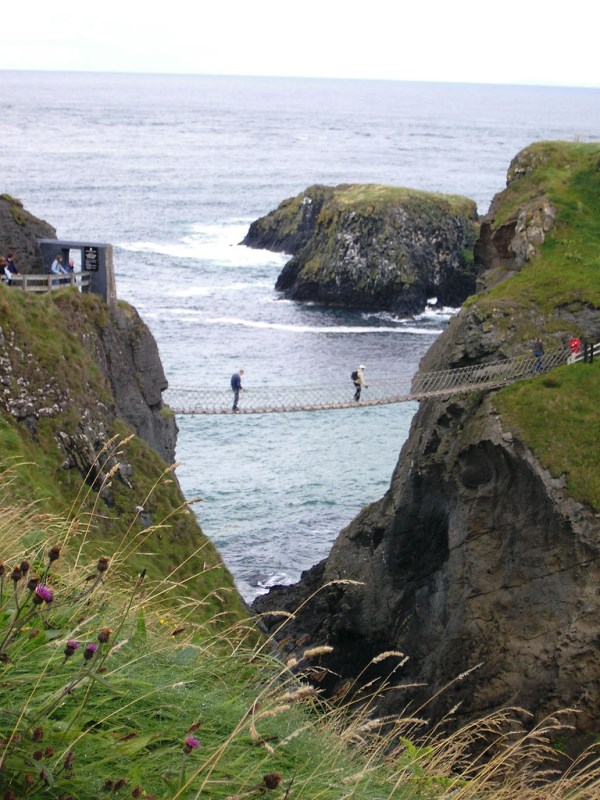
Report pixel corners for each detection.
[183,736,201,754]
[97,626,112,644]
[3,789,16,800]
[34,584,54,605]
[83,643,98,661]
[131,787,143,798]
[63,751,75,771]
[64,640,80,657]
[44,746,54,758]
[114,779,128,792]
[33,750,43,761]
[96,556,110,573]
[263,773,282,791]
[47,546,61,563]
[0,561,5,576]
[10,566,22,583]
[103,780,114,791]
[20,560,30,576]
[27,574,40,592]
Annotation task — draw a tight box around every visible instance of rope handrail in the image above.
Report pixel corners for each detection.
[165,343,596,415]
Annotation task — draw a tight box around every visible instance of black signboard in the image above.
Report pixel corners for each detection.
[84,246,99,272]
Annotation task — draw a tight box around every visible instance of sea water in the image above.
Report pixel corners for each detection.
[1,72,598,598]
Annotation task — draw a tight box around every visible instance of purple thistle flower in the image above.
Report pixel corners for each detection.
[183,736,201,754]
[64,640,80,657]
[83,643,98,661]
[34,584,54,604]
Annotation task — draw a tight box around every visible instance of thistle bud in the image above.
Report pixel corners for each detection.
[97,627,112,644]
[47,546,61,563]
[96,556,110,573]
[263,773,283,791]
[83,643,98,661]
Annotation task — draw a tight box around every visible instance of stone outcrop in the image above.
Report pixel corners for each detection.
[243,184,480,315]
[0,196,176,468]
[0,194,57,272]
[91,301,177,466]
[253,143,600,737]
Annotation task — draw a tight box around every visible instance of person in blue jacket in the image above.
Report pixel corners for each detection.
[230,369,244,412]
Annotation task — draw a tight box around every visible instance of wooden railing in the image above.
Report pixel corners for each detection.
[1,272,92,293]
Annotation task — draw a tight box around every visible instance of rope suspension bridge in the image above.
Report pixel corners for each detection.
[164,344,596,415]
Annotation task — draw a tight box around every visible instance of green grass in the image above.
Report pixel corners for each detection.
[329,184,477,216]
[462,142,600,510]
[2,468,600,800]
[478,142,600,319]
[494,361,600,510]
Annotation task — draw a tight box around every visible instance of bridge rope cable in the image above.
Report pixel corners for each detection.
[164,344,592,415]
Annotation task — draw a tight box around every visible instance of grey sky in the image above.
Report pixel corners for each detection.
[1,0,598,87]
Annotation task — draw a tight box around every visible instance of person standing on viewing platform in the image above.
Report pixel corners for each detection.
[231,369,244,412]
[51,255,68,274]
[5,253,19,284]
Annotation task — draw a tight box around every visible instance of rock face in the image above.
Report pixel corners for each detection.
[242,184,480,315]
[0,198,176,470]
[253,143,600,735]
[0,194,57,272]
[92,301,177,465]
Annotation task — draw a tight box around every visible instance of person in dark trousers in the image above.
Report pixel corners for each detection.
[353,364,367,401]
[5,253,19,285]
[533,339,544,374]
[230,369,244,411]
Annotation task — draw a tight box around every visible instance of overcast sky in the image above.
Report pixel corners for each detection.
[1,0,598,88]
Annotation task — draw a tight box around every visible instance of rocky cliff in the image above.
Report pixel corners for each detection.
[0,193,57,272]
[0,199,244,620]
[242,184,480,314]
[254,142,600,736]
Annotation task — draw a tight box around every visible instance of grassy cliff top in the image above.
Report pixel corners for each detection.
[479,141,600,314]
[322,183,478,215]
[475,141,600,511]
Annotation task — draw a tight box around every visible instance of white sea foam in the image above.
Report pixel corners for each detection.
[416,305,459,321]
[204,316,442,334]
[119,222,289,268]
